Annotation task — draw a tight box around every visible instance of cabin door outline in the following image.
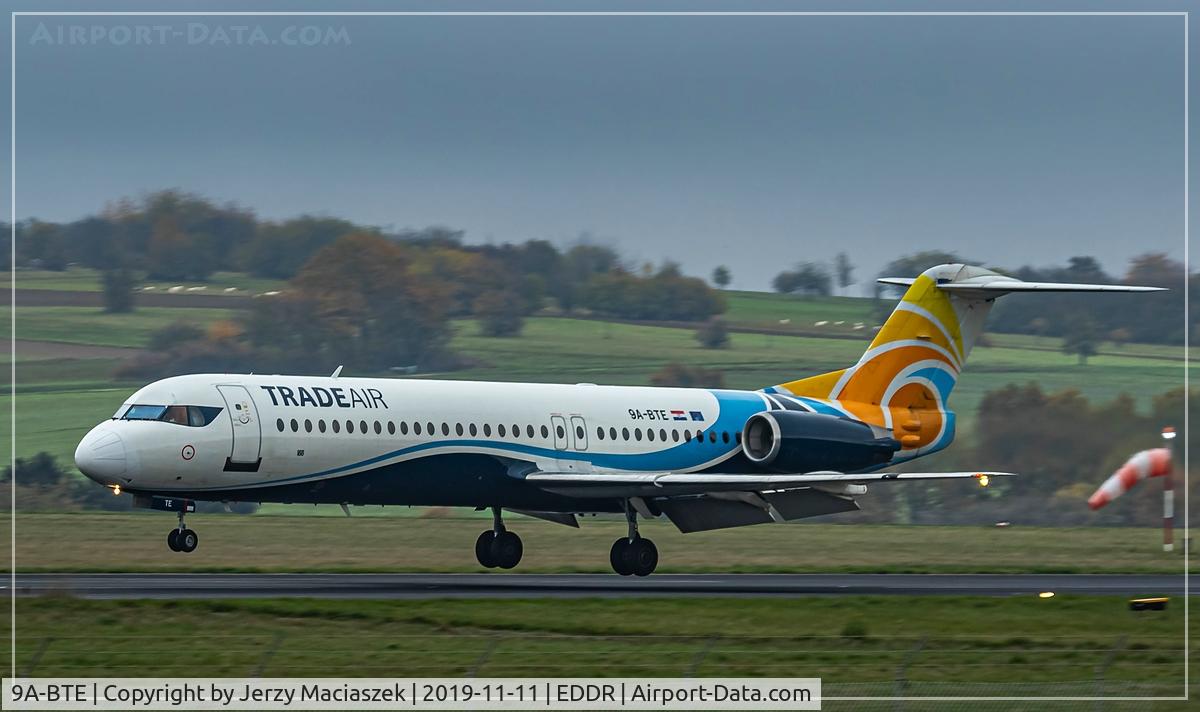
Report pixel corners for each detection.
[216,384,262,470]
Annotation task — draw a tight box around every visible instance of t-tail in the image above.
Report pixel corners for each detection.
[764,263,1164,460]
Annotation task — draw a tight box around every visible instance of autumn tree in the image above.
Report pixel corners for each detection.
[772,263,832,296]
[834,252,854,295]
[101,267,135,313]
[247,232,454,371]
[695,317,729,349]
[711,265,731,289]
[649,363,725,388]
[1061,314,1099,365]
[474,289,526,337]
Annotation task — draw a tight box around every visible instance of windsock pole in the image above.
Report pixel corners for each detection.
[1162,427,1176,552]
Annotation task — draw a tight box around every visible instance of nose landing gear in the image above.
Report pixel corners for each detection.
[166,511,198,553]
[610,502,657,577]
[475,507,523,570]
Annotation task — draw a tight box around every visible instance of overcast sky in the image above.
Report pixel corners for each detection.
[1,1,1191,290]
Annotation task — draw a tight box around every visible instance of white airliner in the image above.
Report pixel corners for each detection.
[75,264,1163,575]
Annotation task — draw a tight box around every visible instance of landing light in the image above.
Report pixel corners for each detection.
[976,474,990,487]
[111,485,121,496]
[1038,591,1055,599]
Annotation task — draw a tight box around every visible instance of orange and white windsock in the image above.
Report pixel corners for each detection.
[1087,448,1173,510]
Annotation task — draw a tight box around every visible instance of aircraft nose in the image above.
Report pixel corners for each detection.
[75,426,127,484]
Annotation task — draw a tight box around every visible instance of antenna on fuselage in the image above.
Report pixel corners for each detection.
[331,365,343,379]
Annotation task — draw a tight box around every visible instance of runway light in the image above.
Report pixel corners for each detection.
[1038,591,1055,599]
[976,474,990,487]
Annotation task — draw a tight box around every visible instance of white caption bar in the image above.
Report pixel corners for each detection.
[4,678,820,711]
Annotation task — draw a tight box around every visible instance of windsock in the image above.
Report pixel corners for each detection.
[1087,448,1173,510]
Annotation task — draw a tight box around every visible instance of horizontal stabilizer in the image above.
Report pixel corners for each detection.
[939,280,1165,294]
[878,274,1165,296]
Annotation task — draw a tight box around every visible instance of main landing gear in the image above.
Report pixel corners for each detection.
[166,510,198,553]
[610,502,657,577]
[475,507,523,570]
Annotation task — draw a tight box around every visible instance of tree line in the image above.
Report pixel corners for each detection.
[5,189,727,328]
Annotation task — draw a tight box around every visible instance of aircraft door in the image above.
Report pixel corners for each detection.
[551,415,568,450]
[216,384,262,470]
[570,416,588,451]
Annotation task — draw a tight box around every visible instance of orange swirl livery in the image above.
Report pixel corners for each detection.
[766,264,1162,461]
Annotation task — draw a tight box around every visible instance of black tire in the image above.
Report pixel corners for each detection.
[475,531,497,568]
[631,538,658,577]
[610,538,635,576]
[178,528,198,553]
[491,531,523,570]
[167,529,181,552]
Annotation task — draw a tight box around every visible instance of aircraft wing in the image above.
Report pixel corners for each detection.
[521,470,1012,533]
[522,470,1011,498]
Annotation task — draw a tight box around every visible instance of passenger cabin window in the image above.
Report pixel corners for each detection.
[120,404,222,427]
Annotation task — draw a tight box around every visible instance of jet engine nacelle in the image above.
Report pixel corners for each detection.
[741,410,900,473]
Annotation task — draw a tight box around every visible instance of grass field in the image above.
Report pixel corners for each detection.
[4,596,1189,705]
[3,514,1191,574]
[1,306,237,349]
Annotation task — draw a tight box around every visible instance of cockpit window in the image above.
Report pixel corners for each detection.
[118,404,222,426]
[121,405,167,421]
[188,406,222,426]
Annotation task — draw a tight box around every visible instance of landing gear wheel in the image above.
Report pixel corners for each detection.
[610,538,635,576]
[490,531,523,570]
[178,528,198,553]
[630,538,658,577]
[475,531,498,568]
[167,529,181,552]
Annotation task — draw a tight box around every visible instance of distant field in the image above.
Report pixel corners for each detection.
[4,267,285,295]
[722,290,875,329]
[1,306,237,348]
[5,595,1189,704]
[3,514,1190,574]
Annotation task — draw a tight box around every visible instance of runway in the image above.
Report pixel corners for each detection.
[7,573,1195,599]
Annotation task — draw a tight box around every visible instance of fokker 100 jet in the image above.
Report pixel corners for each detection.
[75,264,1162,575]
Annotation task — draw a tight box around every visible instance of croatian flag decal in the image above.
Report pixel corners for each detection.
[689,411,704,421]
[671,410,687,421]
